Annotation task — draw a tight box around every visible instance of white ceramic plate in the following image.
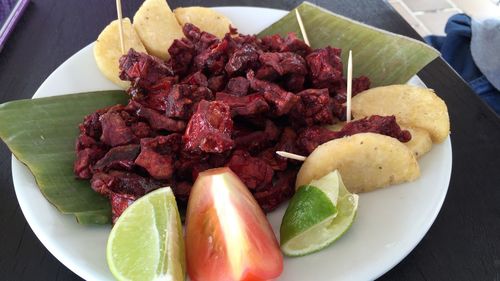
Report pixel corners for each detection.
[12,6,452,281]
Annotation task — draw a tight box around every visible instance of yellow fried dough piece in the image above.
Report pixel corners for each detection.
[296,133,420,193]
[352,85,450,143]
[174,6,232,38]
[133,0,184,60]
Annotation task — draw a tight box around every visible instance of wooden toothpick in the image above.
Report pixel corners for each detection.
[116,0,125,54]
[295,9,310,46]
[346,50,353,122]
[276,151,307,162]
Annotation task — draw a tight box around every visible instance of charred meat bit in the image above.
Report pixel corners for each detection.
[119,49,174,89]
[99,112,135,147]
[225,44,261,76]
[297,115,411,154]
[339,115,411,142]
[254,169,297,212]
[93,144,140,172]
[227,150,274,191]
[306,46,343,94]
[226,77,250,96]
[183,100,234,153]
[247,70,299,116]
[131,101,186,132]
[110,193,137,224]
[135,135,181,180]
[292,88,334,126]
[259,52,307,76]
[215,92,269,117]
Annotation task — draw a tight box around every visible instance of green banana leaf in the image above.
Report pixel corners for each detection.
[0,3,440,224]
[0,91,128,224]
[259,2,440,86]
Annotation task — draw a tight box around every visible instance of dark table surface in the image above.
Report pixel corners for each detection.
[1,0,499,280]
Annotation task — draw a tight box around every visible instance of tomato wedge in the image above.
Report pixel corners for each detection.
[185,167,283,281]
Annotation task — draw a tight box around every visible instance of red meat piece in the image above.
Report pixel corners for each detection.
[284,73,305,92]
[74,146,106,179]
[135,149,174,180]
[110,193,136,223]
[306,46,343,93]
[172,181,192,203]
[182,71,208,87]
[260,34,284,52]
[93,144,140,172]
[296,115,412,154]
[334,76,371,104]
[233,120,280,152]
[130,122,153,138]
[90,170,162,198]
[164,84,214,120]
[79,111,102,139]
[227,150,274,191]
[175,151,209,181]
[275,127,300,156]
[183,23,219,52]
[247,70,299,116]
[193,38,228,75]
[130,101,186,132]
[207,75,227,92]
[253,169,296,212]
[119,49,174,89]
[296,126,340,154]
[168,38,195,75]
[292,88,334,126]
[225,44,260,75]
[226,77,250,96]
[255,65,279,81]
[339,115,411,142]
[259,52,307,76]
[280,33,312,57]
[135,134,182,180]
[183,100,234,153]
[99,112,135,147]
[215,92,269,117]
[258,148,288,171]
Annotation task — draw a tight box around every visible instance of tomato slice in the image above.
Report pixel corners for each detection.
[185,167,283,281]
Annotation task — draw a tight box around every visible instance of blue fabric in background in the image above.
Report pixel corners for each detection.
[425,14,500,115]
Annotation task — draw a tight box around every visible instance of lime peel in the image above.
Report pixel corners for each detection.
[280,170,359,256]
[107,187,186,281]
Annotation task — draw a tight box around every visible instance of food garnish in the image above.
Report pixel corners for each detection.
[281,170,358,256]
[185,168,283,281]
[296,133,420,193]
[107,187,185,281]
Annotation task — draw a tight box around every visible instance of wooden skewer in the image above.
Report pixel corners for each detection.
[295,9,310,46]
[116,0,125,54]
[276,151,307,162]
[346,50,353,122]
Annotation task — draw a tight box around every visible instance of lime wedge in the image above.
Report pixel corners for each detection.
[280,170,359,256]
[107,187,186,281]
